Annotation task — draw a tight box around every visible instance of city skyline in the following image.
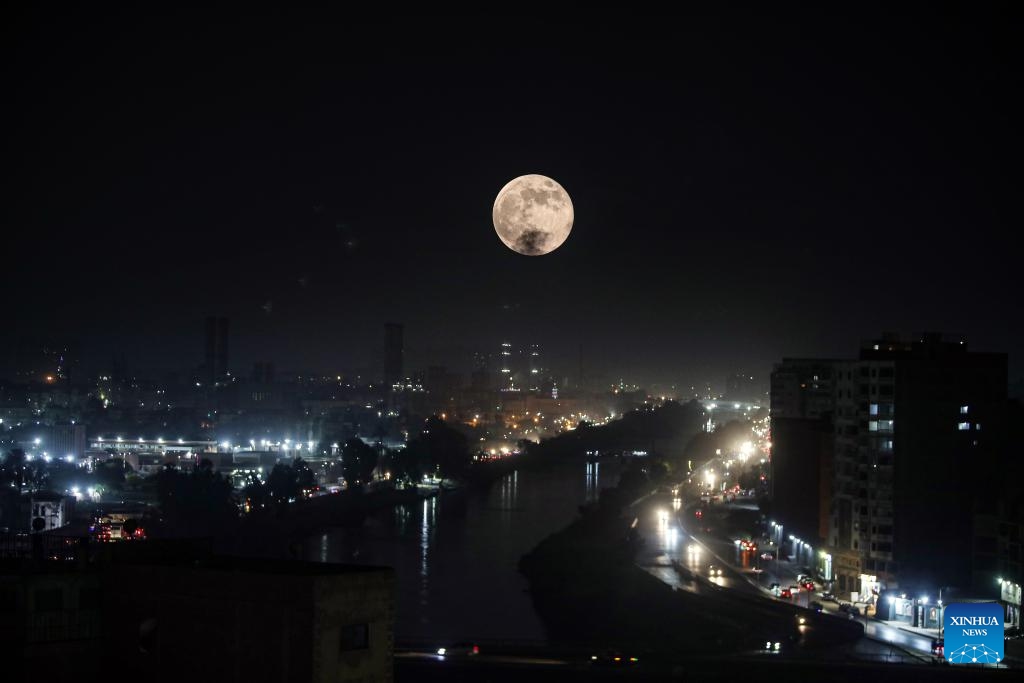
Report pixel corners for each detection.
[6,13,1022,384]
[4,11,1023,677]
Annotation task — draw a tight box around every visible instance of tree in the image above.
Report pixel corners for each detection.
[266,463,298,505]
[155,460,237,535]
[393,445,423,483]
[293,457,315,494]
[405,417,470,480]
[94,460,126,490]
[1,449,26,489]
[341,439,377,489]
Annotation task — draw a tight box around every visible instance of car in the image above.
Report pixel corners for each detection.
[761,551,775,560]
[762,639,785,654]
[821,591,838,603]
[802,581,815,592]
[768,582,781,596]
[709,565,724,577]
[810,601,824,613]
[931,638,944,658]
[780,588,793,599]
[437,642,479,657]
[795,573,809,584]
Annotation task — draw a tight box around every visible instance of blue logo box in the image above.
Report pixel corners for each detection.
[943,602,1003,664]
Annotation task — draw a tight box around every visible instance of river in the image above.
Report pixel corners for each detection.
[303,460,619,644]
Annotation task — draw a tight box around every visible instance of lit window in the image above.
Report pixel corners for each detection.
[869,421,878,432]
[869,404,878,416]
[975,423,981,431]
[957,422,970,431]
[881,440,893,452]
[959,405,969,414]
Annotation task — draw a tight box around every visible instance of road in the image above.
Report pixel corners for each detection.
[634,489,936,663]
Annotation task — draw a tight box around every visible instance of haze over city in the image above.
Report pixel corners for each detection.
[3,9,1022,682]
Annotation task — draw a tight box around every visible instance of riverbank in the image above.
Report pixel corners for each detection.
[220,454,551,557]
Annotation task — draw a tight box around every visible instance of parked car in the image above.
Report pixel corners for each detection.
[821,591,838,603]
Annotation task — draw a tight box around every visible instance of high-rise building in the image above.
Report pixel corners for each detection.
[470,350,491,391]
[769,358,839,561]
[770,333,1012,603]
[46,424,87,460]
[216,316,229,382]
[251,361,275,384]
[384,323,404,387]
[527,343,543,391]
[499,341,515,391]
[203,316,230,385]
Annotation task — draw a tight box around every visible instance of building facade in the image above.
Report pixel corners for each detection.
[770,334,1013,605]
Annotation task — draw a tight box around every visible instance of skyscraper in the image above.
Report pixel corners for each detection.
[384,323,404,387]
[499,341,514,390]
[203,316,230,385]
[216,316,229,382]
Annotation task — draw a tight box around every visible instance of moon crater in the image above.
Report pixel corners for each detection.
[492,174,573,256]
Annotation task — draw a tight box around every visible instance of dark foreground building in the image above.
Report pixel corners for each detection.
[0,534,395,682]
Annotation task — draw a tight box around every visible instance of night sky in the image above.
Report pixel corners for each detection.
[6,11,1022,385]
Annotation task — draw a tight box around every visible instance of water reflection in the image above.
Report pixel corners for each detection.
[420,497,437,618]
[496,470,519,510]
[307,462,620,642]
[585,461,600,502]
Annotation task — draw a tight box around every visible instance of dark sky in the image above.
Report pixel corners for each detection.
[5,10,1022,386]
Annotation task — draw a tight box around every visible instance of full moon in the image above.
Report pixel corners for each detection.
[492,174,574,256]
